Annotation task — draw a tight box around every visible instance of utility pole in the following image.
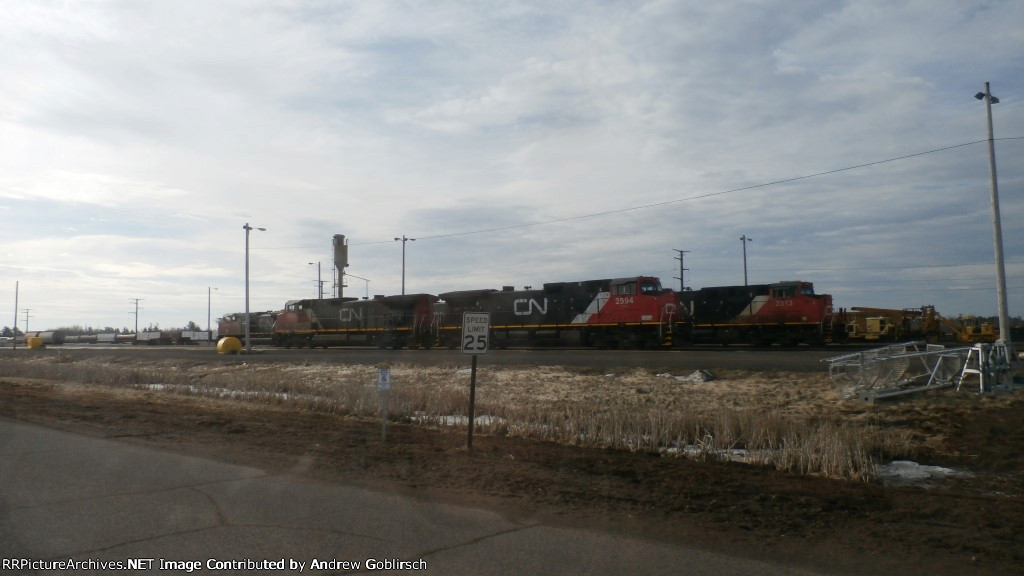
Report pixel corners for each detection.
[21,308,32,334]
[975,82,1011,346]
[129,299,142,334]
[672,249,690,292]
[12,281,18,349]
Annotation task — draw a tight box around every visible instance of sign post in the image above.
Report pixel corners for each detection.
[377,363,392,441]
[462,312,490,452]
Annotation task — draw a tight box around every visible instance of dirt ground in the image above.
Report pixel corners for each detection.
[1,356,1022,576]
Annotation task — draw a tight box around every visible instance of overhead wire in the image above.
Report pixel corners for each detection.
[344,136,1023,246]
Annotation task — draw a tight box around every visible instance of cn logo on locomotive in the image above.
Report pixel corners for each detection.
[513,298,548,316]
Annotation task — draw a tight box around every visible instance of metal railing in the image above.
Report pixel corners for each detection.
[823,342,971,402]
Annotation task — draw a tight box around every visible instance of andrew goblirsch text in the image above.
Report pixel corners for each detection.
[2,557,428,572]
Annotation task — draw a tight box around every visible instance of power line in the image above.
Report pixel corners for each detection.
[693,260,1024,273]
[832,285,1024,294]
[341,136,1022,245]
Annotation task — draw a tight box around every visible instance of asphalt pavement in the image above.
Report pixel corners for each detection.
[0,418,824,575]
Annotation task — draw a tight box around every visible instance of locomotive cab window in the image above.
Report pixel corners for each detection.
[615,283,636,295]
[640,281,662,294]
[801,284,815,296]
[772,287,795,299]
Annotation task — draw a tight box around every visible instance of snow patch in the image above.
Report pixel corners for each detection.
[880,460,974,487]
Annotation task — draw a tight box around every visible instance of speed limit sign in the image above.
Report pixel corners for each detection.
[461,312,490,355]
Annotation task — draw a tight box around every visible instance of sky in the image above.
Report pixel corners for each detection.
[2,0,1023,333]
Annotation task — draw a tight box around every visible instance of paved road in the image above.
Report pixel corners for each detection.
[0,418,823,575]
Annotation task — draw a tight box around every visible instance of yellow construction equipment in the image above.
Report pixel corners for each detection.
[835,306,998,345]
[932,311,998,345]
[838,307,932,342]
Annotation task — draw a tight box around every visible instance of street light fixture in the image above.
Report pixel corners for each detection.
[244,223,266,354]
[308,262,322,299]
[393,235,416,295]
[740,235,753,286]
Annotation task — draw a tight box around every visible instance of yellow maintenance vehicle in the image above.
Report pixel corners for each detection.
[834,305,997,344]
[931,310,998,344]
[837,307,933,342]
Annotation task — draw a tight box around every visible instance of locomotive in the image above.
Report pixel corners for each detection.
[433,276,680,349]
[217,311,278,343]
[678,280,835,345]
[273,294,437,349]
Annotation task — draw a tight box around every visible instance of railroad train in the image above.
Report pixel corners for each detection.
[218,277,837,349]
[19,330,212,346]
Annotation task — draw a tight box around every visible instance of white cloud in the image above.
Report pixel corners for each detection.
[1,0,1022,331]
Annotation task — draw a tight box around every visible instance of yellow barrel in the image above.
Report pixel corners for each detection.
[26,337,44,349]
[216,337,242,355]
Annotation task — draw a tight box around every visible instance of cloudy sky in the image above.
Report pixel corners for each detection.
[2,0,1022,333]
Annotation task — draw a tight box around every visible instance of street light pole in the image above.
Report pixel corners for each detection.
[393,235,416,295]
[308,262,322,299]
[244,223,266,354]
[975,82,1011,346]
[740,235,752,286]
[207,286,218,342]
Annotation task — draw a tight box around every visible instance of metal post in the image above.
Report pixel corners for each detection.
[12,281,18,349]
[308,262,322,299]
[394,235,416,295]
[244,223,266,354]
[740,235,752,286]
[976,82,1011,345]
[207,287,217,341]
[377,363,391,441]
[467,354,478,452]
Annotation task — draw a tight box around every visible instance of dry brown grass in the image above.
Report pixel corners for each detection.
[0,355,918,481]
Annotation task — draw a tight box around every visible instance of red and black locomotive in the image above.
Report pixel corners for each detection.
[679,280,835,345]
[432,276,680,349]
